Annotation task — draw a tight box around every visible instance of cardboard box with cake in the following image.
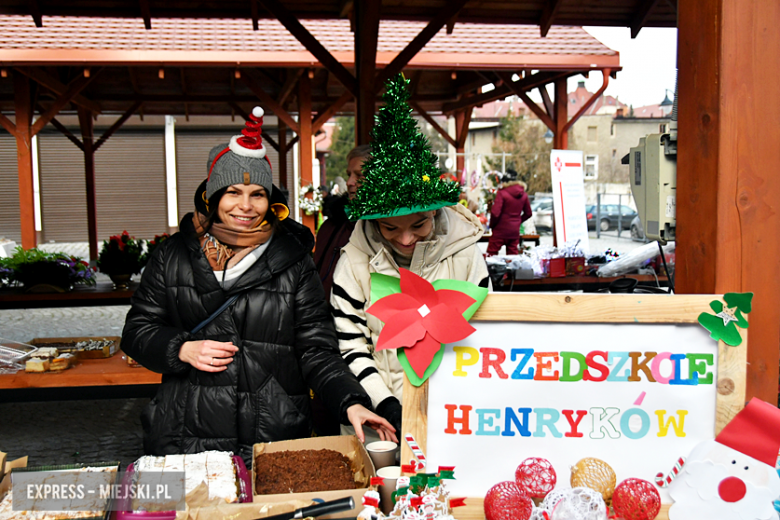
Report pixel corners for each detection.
[252,435,376,519]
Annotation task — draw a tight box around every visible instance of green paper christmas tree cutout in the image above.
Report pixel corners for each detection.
[697,292,752,346]
[347,73,460,220]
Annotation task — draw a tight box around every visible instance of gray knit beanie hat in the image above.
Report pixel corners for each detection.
[206,106,273,200]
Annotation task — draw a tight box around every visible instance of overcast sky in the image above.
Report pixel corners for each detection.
[574,26,679,108]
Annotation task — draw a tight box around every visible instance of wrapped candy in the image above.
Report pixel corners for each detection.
[570,458,616,503]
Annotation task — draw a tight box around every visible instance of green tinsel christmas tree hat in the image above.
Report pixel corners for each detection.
[346,73,460,221]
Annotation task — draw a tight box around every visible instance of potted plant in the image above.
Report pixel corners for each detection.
[0,247,96,292]
[97,231,145,290]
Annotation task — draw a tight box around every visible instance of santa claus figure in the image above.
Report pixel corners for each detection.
[668,398,780,520]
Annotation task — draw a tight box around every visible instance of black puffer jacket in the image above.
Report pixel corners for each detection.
[122,214,371,464]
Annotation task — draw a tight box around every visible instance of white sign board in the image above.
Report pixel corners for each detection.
[550,149,589,252]
[425,321,718,503]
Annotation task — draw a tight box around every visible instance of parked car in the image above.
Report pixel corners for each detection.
[585,204,638,231]
[531,198,553,230]
[630,215,647,241]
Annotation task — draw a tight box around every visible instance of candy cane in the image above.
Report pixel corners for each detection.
[405,433,427,470]
[655,457,686,487]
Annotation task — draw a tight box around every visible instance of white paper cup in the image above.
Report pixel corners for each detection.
[366,440,399,471]
[377,465,402,515]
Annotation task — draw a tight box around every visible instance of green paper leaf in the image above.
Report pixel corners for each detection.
[724,292,753,314]
[399,346,444,387]
[432,279,489,320]
[370,272,402,303]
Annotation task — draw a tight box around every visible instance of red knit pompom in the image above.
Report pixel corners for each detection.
[612,478,661,520]
[484,481,533,520]
[515,457,557,499]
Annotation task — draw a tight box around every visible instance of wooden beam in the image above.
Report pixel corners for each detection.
[562,69,611,133]
[15,67,102,114]
[355,0,380,144]
[256,0,357,96]
[677,0,780,403]
[128,68,141,94]
[408,70,423,96]
[0,113,16,137]
[139,0,152,30]
[262,131,279,152]
[442,70,571,114]
[288,134,299,149]
[94,101,142,151]
[631,0,660,38]
[496,71,555,129]
[298,71,315,234]
[631,0,662,39]
[240,73,300,134]
[277,69,303,107]
[14,72,36,249]
[29,0,42,27]
[313,91,353,132]
[250,0,259,31]
[540,85,554,120]
[44,113,85,152]
[375,0,469,88]
[410,100,457,149]
[446,14,457,35]
[539,0,565,38]
[77,107,98,261]
[31,72,99,137]
[553,78,567,149]
[455,108,472,150]
[278,119,288,190]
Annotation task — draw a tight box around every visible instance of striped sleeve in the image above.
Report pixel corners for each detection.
[330,255,394,408]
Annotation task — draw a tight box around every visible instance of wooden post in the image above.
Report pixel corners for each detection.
[553,78,568,149]
[354,0,380,145]
[78,107,99,262]
[298,71,315,235]
[454,108,472,173]
[13,72,36,249]
[278,119,288,193]
[677,0,780,403]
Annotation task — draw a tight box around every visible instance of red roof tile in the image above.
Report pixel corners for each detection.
[0,16,619,68]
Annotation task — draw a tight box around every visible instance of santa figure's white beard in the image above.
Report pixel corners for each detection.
[668,441,780,520]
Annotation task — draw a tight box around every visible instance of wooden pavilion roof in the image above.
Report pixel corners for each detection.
[0,16,620,118]
[0,0,677,38]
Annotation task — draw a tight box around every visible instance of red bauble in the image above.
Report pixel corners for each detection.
[484,481,534,520]
[515,457,557,499]
[612,478,661,520]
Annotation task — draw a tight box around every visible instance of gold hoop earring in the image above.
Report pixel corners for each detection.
[201,191,210,212]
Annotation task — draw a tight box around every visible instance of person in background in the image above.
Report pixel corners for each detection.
[122,109,395,465]
[314,145,371,297]
[487,168,532,256]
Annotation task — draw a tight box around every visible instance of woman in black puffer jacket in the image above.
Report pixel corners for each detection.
[122,109,395,465]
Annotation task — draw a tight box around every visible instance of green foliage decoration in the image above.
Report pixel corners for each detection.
[347,74,459,220]
[0,247,95,289]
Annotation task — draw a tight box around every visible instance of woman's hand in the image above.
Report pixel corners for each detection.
[347,404,398,444]
[179,340,238,372]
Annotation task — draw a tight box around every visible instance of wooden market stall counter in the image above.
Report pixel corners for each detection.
[0,282,137,309]
[0,350,161,389]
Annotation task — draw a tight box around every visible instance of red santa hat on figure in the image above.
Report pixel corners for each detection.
[668,398,780,520]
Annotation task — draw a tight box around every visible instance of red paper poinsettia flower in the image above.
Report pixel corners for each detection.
[366,268,476,378]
